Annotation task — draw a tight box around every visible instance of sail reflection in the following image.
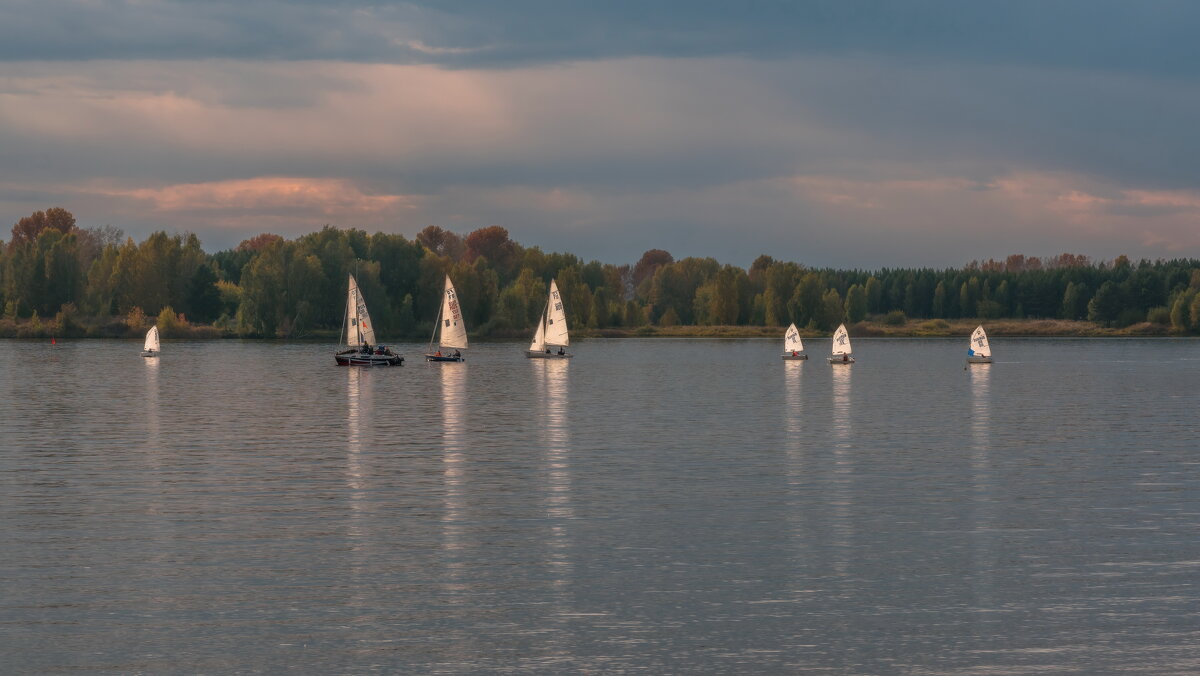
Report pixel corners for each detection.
[440,363,468,562]
[143,356,160,456]
[537,359,574,582]
[535,358,575,654]
[343,366,372,617]
[830,364,853,577]
[969,364,995,616]
[783,361,806,564]
[345,367,368,495]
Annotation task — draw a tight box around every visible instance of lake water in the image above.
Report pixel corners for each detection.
[1,337,1198,673]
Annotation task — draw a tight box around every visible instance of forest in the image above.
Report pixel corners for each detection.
[3,208,1200,339]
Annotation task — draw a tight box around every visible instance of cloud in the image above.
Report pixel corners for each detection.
[2,43,1199,264]
[2,1,1199,80]
[108,176,415,217]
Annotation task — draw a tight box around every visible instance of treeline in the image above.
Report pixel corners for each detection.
[3,207,1200,338]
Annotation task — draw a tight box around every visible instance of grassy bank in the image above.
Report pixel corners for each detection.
[578,318,1179,339]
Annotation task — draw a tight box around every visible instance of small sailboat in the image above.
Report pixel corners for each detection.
[527,279,573,359]
[967,324,992,364]
[426,275,468,362]
[335,274,403,366]
[140,325,160,357]
[781,322,807,360]
[827,323,855,364]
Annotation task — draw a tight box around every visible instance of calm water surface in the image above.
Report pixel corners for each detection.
[1,338,1198,673]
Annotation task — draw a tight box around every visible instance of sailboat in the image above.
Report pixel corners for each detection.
[781,322,807,360]
[967,324,992,364]
[335,274,403,366]
[426,275,468,362]
[527,279,573,359]
[140,325,160,357]
[827,323,855,364]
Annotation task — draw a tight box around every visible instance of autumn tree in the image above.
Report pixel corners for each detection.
[416,225,466,261]
[10,207,76,248]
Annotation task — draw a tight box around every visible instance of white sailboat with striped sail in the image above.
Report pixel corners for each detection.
[781,322,806,360]
[528,279,573,358]
[828,323,855,364]
[967,324,992,364]
[426,275,468,362]
[335,274,403,365]
[140,325,160,357]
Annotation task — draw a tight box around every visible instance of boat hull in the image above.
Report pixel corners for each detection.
[781,353,808,361]
[335,350,403,366]
[140,351,158,358]
[966,356,992,364]
[828,356,855,364]
[527,351,573,359]
[425,354,464,362]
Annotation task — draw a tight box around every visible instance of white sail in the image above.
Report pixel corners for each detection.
[143,325,160,352]
[345,274,377,347]
[969,324,991,357]
[439,275,469,349]
[784,323,803,353]
[529,311,547,352]
[831,323,851,356]
[545,279,569,347]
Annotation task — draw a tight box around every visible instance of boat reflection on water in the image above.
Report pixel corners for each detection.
[345,367,368,495]
[783,360,808,562]
[969,363,995,617]
[143,354,160,455]
[537,359,574,581]
[440,362,468,578]
[535,358,576,655]
[830,364,853,577]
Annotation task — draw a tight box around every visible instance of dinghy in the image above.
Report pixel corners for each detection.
[967,324,992,364]
[334,274,403,366]
[140,325,160,357]
[827,323,855,364]
[426,275,468,362]
[781,322,807,360]
[527,279,573,358]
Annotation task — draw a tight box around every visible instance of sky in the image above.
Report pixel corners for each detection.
[2,0,1199,269]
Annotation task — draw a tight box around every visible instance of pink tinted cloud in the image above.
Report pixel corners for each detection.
[786,170,1200,255]
[70,177,418,235]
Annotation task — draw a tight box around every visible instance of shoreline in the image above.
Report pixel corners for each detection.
[0,318,1186,340]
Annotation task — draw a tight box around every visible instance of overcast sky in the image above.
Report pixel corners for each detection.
[2,1,1198,268]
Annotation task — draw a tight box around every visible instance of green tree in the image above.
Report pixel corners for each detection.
[819,288,844,330]
[791,272,824,327]
[1087,281,1124,326]
[845,283,867,323]
[186,264,222,324]
[931,280,947,318]
[1170,288,1196,333]
[865,276,883,314]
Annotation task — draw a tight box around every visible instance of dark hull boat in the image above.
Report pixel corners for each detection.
[336,349,403,366]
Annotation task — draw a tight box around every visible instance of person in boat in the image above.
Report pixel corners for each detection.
[435,350,442,357]
[842,353,849,362]
[545,348,551,354]
[558,347,565,355]
[453,349,461,358]
[361,341,372,354]
[792,350,798,357]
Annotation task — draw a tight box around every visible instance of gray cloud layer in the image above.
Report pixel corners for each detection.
[4,1,1199,78]
[2,2,1199,266]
